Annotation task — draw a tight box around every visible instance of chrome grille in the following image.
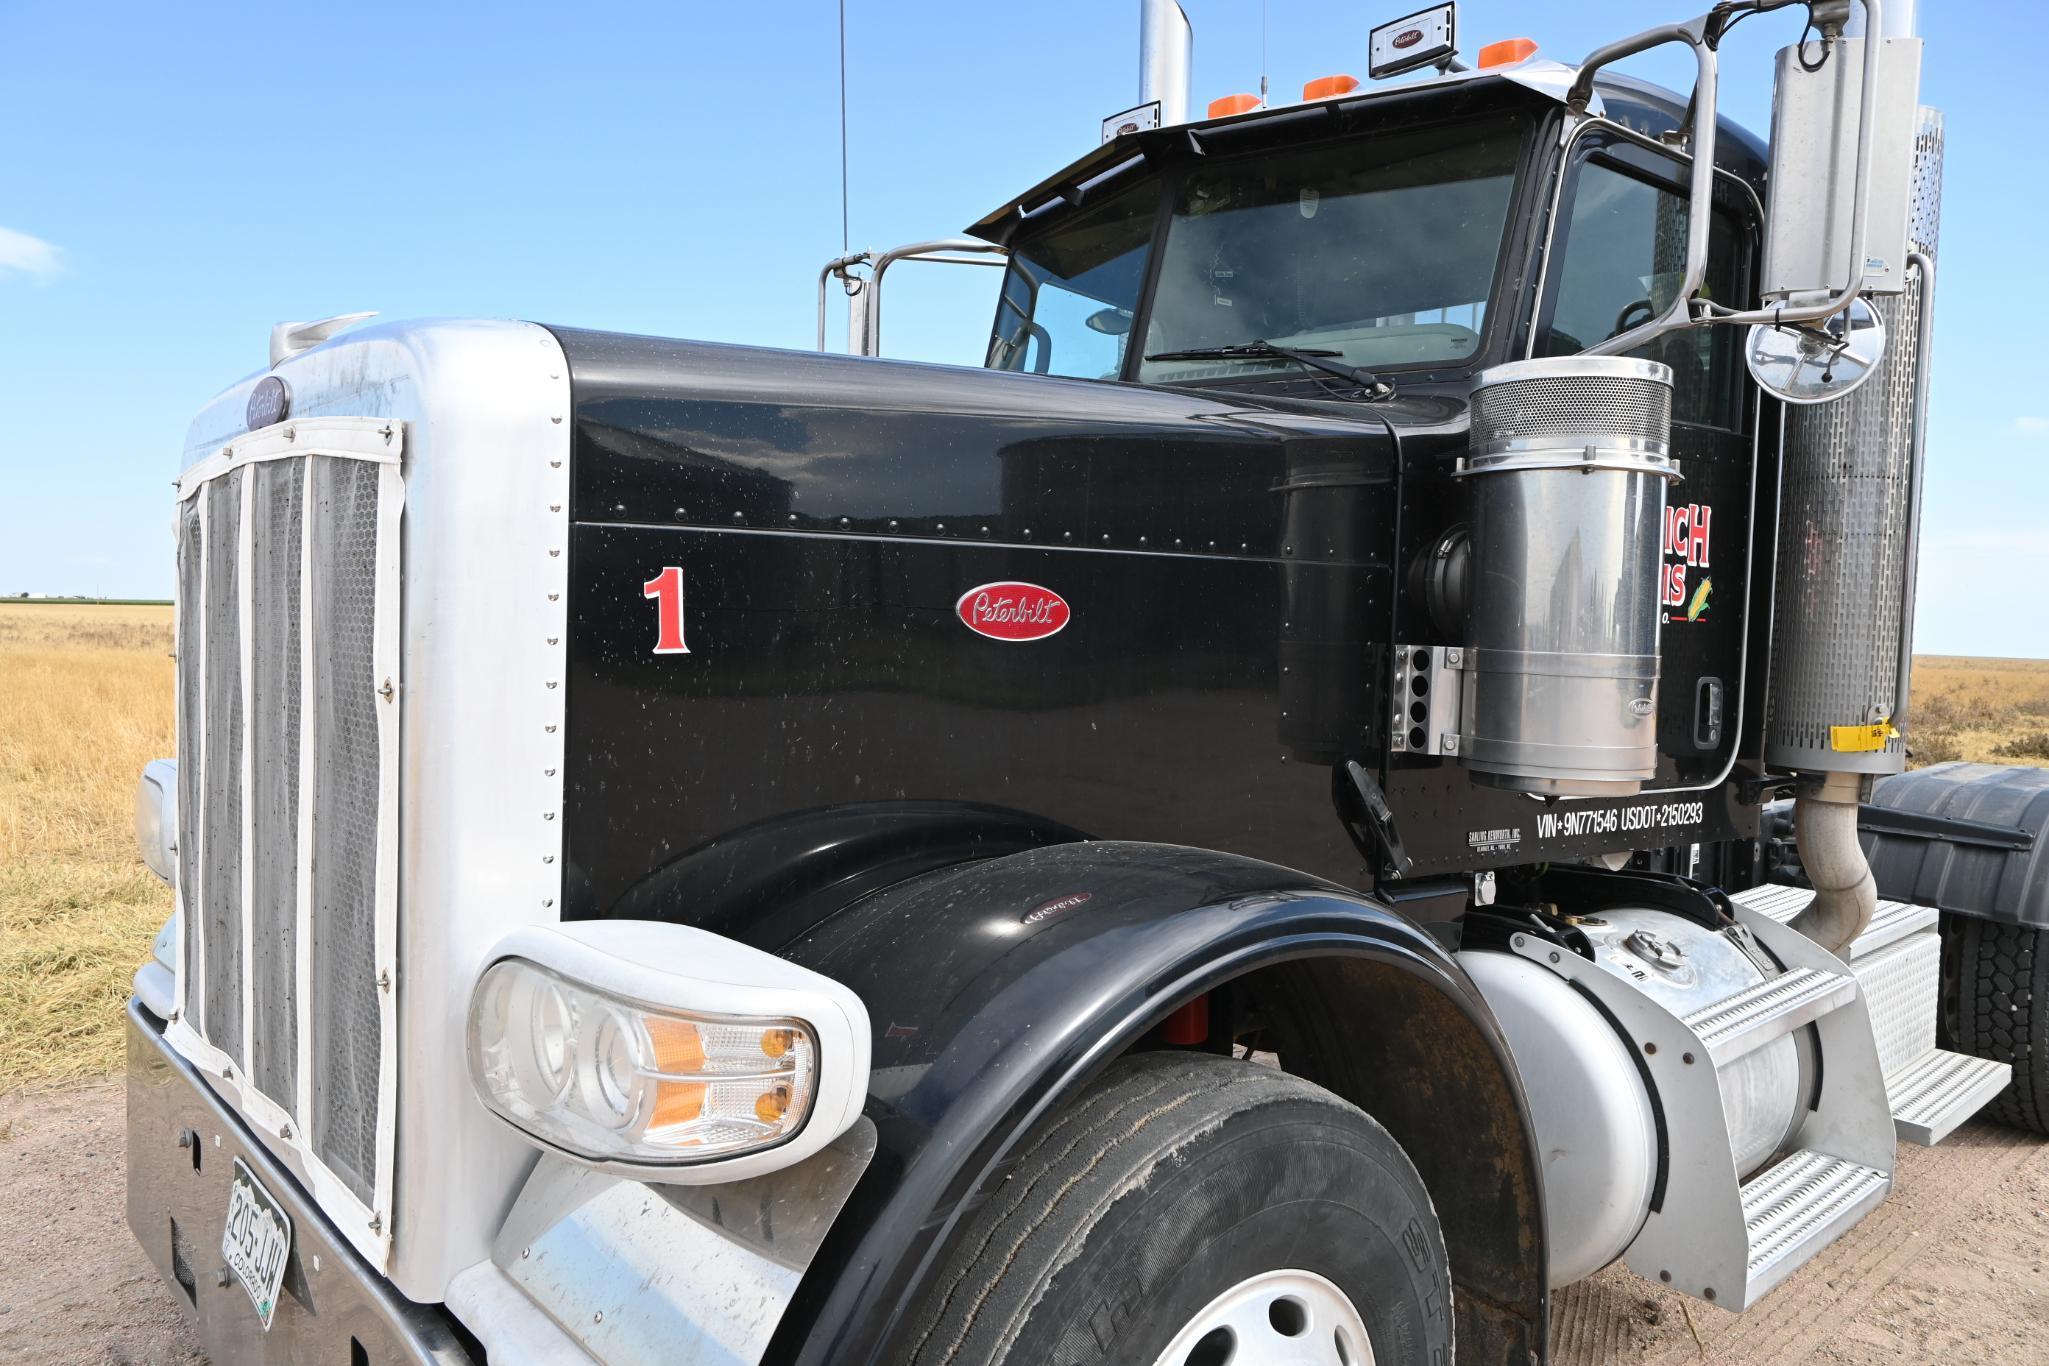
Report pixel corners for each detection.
[247,457,303,1110]
[199,471,244,1068]
[308,457,386,1199]
[173,432,400,1221]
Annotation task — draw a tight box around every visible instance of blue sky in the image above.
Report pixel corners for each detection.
[1,1,2042,656]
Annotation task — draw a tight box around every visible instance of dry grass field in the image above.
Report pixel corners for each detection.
[1907,655,2049,768]
[0,602,174,1087]
[0,606,2045,1093]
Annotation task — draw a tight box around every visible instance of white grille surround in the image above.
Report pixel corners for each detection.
[172,319,574,1300]
[170,417,404,1267]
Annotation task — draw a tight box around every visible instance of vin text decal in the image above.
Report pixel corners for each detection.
[1536,799,1706,840]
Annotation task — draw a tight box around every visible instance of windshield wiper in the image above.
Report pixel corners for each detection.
[1143,340,1393,398]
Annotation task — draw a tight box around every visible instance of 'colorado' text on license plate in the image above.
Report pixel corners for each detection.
[222,1158,293,1330]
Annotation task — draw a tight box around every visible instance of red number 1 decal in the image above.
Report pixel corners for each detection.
[643,566,691,655]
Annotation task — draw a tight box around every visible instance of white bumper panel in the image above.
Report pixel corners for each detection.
[449,1126,875,1365]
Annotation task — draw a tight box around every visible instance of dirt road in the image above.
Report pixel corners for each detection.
[3,1082,2045,1364]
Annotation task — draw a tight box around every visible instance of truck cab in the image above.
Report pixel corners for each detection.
[124,4,2038,1365]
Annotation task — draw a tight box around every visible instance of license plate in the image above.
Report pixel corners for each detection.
[222,1158,293,1330]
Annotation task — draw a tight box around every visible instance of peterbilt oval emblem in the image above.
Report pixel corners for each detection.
[1393,27,1424,48]
[1023,891,1092,925]
[246,375,290,431]
[956,581,1070,642]
[1629,697,1655,717]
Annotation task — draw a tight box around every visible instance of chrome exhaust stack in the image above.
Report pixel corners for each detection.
[1762,99,1942,952]
[1139,0,1193,125]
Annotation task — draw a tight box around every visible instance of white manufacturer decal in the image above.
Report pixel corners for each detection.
[1467,826,1522,855]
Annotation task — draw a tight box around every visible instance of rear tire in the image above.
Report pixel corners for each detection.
[1948,916,2049,1135]
[903,1050,1452,1366]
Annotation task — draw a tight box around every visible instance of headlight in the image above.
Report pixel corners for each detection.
[465,922,869,1179]
[134,759,177,886]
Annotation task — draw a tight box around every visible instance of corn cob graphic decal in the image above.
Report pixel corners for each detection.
[1686,576,1712,622]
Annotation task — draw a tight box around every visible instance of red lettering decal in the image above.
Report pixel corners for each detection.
[1690,505,1711,568]
[643,566,691,655]
[956,582,1071,642]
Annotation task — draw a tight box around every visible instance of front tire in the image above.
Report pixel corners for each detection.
[904,1051,1451,1366]
[1949,916,2049,1134]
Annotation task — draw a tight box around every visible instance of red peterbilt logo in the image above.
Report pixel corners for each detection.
[1393,27,1424,48]
[956,582,1070,642]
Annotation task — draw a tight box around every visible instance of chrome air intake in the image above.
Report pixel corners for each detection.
[1456,357,1678,796]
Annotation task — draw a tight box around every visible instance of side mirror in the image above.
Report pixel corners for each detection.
[1744,297,1886,404]
[1086,307,1134,336]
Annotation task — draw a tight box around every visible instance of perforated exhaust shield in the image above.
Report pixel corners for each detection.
[1764,108,1942,775]
[1458,356,1677,796]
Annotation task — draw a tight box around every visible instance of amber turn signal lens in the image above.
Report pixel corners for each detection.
[1301,74,1360,101]
[1478,38,1539,69]
[646,1017,707,1072]
[650,1079,708,1129]
[754,1087,792,1124]
[1207,93,1261,118]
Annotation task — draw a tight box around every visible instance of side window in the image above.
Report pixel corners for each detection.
[988,185,1155,381]
[1541,150,1748,429]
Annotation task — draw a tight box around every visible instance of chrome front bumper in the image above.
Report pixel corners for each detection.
[124,999,472,1365]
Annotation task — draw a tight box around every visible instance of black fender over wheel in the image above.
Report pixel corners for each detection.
[903,1051,1453,1366]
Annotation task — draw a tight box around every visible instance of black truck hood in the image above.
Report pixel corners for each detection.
[549,330,1415,538]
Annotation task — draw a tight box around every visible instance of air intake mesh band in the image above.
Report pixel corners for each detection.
[1469,371,1673,453]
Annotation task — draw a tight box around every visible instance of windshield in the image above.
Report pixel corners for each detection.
[1138,113,1529,385]
[985,112,1532,388]
[986,184,1155,380]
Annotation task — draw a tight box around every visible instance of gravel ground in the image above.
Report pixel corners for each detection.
[2,1082,2045,1364]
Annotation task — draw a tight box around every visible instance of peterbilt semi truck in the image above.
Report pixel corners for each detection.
[122,1,2049,1362]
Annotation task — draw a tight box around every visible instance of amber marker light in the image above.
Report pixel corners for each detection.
[1207,93,1261,118]
[1302,74,1361,100]
[1478,38,1539,68]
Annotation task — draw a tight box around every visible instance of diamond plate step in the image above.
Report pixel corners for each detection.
[1740,1149,1892,1306]
[1730,884,1938,959]
[1682,965,1860,1066]
[1889,1047,2013,1146]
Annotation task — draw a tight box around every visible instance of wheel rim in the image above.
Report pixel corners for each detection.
[1150,1268,1374,1366]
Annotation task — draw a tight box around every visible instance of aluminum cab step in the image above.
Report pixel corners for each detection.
[1740,1149,1892,1305]
[1732,884,1938,959]
[1730,884,2012,1146]
[1888,1047,2012,1146]
[1681,965,1860,1066]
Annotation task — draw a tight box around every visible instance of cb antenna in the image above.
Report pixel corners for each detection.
[838,0,851,252]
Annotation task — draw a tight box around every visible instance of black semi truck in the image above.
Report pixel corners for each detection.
[123,2,2049,1363]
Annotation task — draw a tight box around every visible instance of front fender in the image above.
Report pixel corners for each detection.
[765,841,1544,1365]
